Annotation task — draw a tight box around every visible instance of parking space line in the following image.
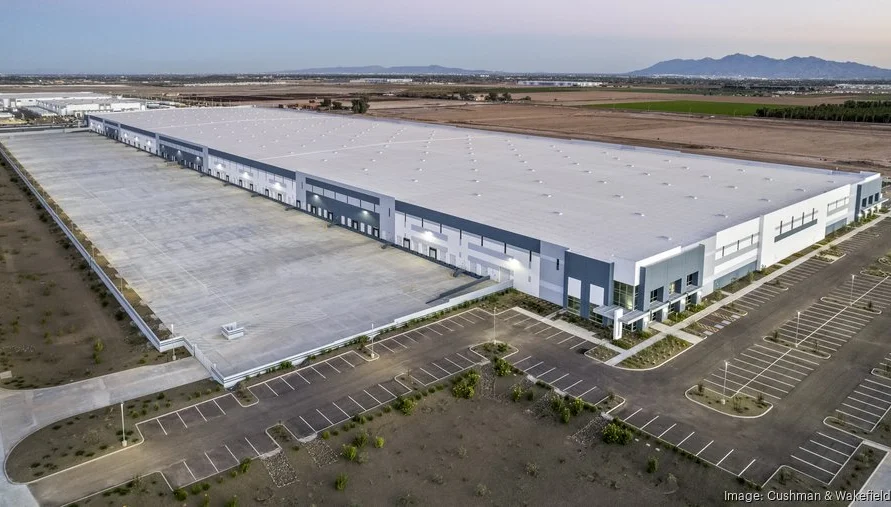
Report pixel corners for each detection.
[817,433,861,451]
[537,367,556,378]
[340,355,355,368]
[281,376,295,390]
[739,459,756,477]
[225,444,239,463]
[697,440,713,457]
[835,409,874,425]
[177,412,188,429]
[377,341,395,353]
[205,452,219,473]
[447,318,465,328]
[310,366,327,379]
[858,384,891,398]
[865,376,891,389]
[316,409,334,426]
[545,331,562,340]
[513,355,532,364]
[854,390,891,404]
[557,335,576,345]
[378,383,396,398]
[578,386,598,398]
[157,418,167,436]
[332,402,350,419]
[455,352,477,365]
[625,408,642,421]
[363,389,381,405]
[678,431,695,446]
[391,338,409,349]
[195,406,208,422]
[426,326,443,336]
[658,424,676,438]
[841,402,882,418]
[418,367,438,381]
[809,440,850,457]
[294,371,311,384]
[798,446,843,466]
[324,361,341,374]
[847,395,887,411]
[564,379,583,391]
[551,373,569,385]
[640,416,659,430]
[716,449,734,467]
[403,333,419,343]
[348,396,366,412]
[182,460,197,481]
[525,361,544,372]
[432,362,451,375]
[437,321,456,332]
[300,415,316,432]
[266,383,279,397]
[569,340,587,349]
[456,314,476,324]
[534,326,554,336]
[245,437,261,457]
[445,357,464,370]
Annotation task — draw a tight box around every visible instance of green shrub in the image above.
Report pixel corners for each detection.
[353,430,368,448]
[173,489,187,501]
[511,384,524,402]
[647,456,658,473]
[602,422,633,445]
[395,396,415,415]
[374,436,385,448]
[321,430,331,440]
[335,473,348,491]
[342,444,358,462]
[239,458,251,473]
[492,356,512,376]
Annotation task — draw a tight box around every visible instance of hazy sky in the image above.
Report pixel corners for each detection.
[3,0,889,74]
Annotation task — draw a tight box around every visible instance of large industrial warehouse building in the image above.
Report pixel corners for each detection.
[84,107,882,340]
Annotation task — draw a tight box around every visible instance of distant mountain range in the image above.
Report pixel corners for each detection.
[282,65,498,75]
[629,54,891,80]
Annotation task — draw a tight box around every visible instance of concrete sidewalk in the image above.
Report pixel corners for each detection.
[0,358,208,507]
[851,442,891,507]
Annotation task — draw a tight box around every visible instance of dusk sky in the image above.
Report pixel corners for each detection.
[3,0,889,74]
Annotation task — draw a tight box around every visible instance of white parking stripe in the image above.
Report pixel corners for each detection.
[739,459,756,477]
[537,367,556,378]
[525,361,544,372]
[841,402,883,418]
[157,418,167,436]
[834,409,874,425]
[697,440,713,456]
[455,352,476,365]
[177,411,188,429]
[266,383,279,397]
[445,357,464,370]
[214,399,226,414]
[640,416,659,430]
[437,321,456,331]
[225,444,240,462]
[377,342,396,353]
[513,355,532,364]
[281,376,295,390]
[677,431,695,447]
[332,402,351,419]
[798,446,843,467]
[418,367,438,380]
[625,408,643,421]
[195,405,208,422]
[809,440,850,457]
[847,395,888,411]
[658,423,676,438]
[316,408,334,426]
[390,339,409,350]
[205,452,219,473]
[716,449,734,467]
[426,326,443,336]
[557,335,576,345]
[578,386,598,398]
[311,366,327,379]
[245,437,262,457]
[339,356,355,368]
[378,383,396,398]
[294,371,311,384]
[545,331,563,340]
[432,362,451,375]
[349,396,366,412]
[853,389,891,404]
[182,460,197,481]
[564,379,583,391]
[363,389,381,405]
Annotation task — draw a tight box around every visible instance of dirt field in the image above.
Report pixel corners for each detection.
[0,160,180,389]
[72,372,751,507]
[520,90,858,106]
[370,103,891,174]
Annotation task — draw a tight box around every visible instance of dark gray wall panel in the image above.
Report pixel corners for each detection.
[307,192,380,229]
[306,177,380,205]
[208,148,296,180]
[565,252,613,318]
[639,245,705,311]
[158,135,204,154]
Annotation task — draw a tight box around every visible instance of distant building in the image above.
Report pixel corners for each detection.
[349,78,414,84]
[0,92,111,109]
[35,98,146,117]
[517,80,603,87]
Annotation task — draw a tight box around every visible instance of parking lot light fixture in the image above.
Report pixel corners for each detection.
[369,323,378,359]
[722,360,728,405]
[795,311,801,348]
[851,274,856,306]
[492,306,497,347]
[120,402,127,447]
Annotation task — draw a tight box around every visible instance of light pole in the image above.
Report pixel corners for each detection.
[492,305,497,347]
[120,402,127,447]
[722,360,728,405]
[850,274,856,306]
[795,311,801,348]
[369,323,377,359]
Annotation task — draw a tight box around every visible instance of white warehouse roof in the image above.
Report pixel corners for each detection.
[92,107,868,262]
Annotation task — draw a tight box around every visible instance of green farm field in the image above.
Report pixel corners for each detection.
[586,100,781,116]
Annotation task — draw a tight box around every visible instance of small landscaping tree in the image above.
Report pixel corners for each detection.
[602,422,632,445]
[647,456,658,473]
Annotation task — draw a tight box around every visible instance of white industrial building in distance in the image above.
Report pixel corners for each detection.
[36,97,145,117]
[0,91,111,109]
[85,107,883,339]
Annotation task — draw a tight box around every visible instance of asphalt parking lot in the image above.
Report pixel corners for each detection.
[789,428,865,485]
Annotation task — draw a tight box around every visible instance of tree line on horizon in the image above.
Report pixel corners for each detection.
[755,100,891,123]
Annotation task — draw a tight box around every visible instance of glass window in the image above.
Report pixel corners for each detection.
[567,296,581,315]
[612,281,637,310]
[649,289,659,304]
[668,280,679,294]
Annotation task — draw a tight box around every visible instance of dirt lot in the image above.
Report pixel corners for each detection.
[519,90,857,106]
[73,372,751,507]
[0,160,179,389]
[371,103,891,174]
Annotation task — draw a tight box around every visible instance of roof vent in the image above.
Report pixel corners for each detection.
[362,168,368,172]
[473,192,482,197]
[634,212,645,217]
[322,159,327,162]
[687,195,698,200]
[535,179,544,184]
[828,180,835,184]
[738,168,745,172]
[627,164,634,168]
[760,198,771,202]
[764,177,773,181]
[528,168,535,172]
[682,166,690,170]
[715,213,729,218]
[543,193,552,198]
[658,235,672,241]
[472,179,480,183]
[662,182,671,186]
[665,159,671,163]
[417,167,423,171]
[796,188,806,192]
[554,211,564,215]
[614,194,624,199]
[727,185,738,189]
[641,172,651,176]
[598,179,607,183]
[411,179,419,183]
